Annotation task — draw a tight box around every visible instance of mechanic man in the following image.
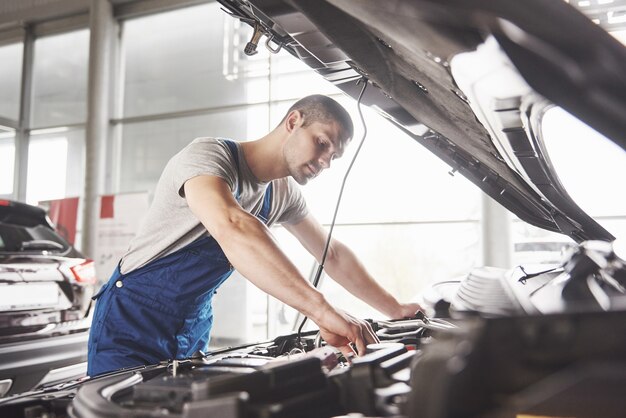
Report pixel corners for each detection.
[87,94,421,376]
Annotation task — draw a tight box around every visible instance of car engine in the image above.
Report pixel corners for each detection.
[4,316,451,418]
[3,241,626,418]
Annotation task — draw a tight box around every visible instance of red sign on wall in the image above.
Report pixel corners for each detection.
[46,197,80,245]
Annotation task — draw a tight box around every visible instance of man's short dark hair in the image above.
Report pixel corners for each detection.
[281,95,354,141]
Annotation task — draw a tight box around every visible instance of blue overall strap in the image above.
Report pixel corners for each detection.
[257,183,273,223]
[223,139,273,224]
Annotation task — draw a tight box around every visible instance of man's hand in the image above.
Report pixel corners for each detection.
[392,302,423,320]
[314,306,379,358]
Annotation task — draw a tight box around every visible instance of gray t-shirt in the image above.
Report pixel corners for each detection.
[120,137,308,274]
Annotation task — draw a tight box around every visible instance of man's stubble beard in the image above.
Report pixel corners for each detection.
[283,144,309,185]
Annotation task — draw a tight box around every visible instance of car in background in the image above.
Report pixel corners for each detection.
[0,200,96,397]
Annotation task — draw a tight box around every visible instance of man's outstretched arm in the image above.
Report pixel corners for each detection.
[184,175,378,356]
[284,213,422,319]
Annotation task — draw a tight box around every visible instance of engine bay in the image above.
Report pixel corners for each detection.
[4,315,454,418]
[3,241,626,418]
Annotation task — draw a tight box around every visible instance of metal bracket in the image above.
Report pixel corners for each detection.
[265,35,282,54]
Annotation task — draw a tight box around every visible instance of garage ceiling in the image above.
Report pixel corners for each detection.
[0,0,210,31]
[1,0,623,35]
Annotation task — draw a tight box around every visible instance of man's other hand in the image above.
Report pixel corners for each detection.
[392,302,423,320]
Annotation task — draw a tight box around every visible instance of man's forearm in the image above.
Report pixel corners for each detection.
[212,210,329,321]
[323,240,403,318]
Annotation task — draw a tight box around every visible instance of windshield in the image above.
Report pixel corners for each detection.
[0,222,70,254]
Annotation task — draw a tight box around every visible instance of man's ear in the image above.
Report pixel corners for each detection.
[285,110,303,133]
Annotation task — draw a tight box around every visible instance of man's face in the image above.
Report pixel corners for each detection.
[283,113,349,185]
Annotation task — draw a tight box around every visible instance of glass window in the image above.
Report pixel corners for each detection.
[598,219,626,247]
[63,128,86,198]
[28,128,85,200]
[26,136,69,204]
[122,3,269,117]
[0,42,23,121]
[541,107,626,237]
[118,104,269,194]
[510,108,626,266]
[31,30,89,128]
[510,219,574,266]
[0,133,15,195]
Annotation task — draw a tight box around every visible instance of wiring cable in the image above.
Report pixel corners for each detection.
[296,77,369,346]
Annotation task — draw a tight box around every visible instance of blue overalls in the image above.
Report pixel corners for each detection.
[87,140,273,376]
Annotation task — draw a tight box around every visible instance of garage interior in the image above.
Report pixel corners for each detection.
[1,0,626,416]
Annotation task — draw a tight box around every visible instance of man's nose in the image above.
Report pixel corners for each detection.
[318,154,332,169]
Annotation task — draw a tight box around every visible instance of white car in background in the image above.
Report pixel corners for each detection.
[0,200,96,398]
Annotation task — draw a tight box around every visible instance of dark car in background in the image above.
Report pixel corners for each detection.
[0,200,96,397]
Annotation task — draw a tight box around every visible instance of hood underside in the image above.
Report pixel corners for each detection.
[219,0,626,242]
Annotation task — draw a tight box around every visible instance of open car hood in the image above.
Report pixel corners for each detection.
[218,0,626,243]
